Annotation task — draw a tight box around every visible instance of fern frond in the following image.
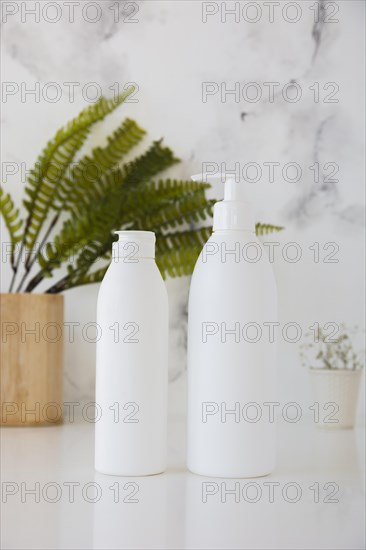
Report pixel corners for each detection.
[0,188,23,269]
[255,222,284,236]
[70,265,110,287]
[50,142,179,259]
[155,227,212,278]
[23,129,89,251]
[67,139,180,223]
[133,190,215,232]
[126,179,211,206]
[118,140,180,191]
[22,87,135,257]
[72,141,180,247]
[57,118,146,212]
[25,141,180,290]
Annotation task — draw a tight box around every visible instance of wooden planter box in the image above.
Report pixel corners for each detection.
[0,293,64,426]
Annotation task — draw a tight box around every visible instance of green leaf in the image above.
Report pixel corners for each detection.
[132,189,215,231]
[56,118,146,212]
[22,87,136,259]
[155,227,212,279]
[25,140,180,291]
[255,222,284,236]
[0,187,23,268]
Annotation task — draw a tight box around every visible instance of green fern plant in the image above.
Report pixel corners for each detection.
[1,89,283,294]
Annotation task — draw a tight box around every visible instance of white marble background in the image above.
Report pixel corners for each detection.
[1,0,365,416]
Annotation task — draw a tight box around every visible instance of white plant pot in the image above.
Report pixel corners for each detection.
[309,369,363,429]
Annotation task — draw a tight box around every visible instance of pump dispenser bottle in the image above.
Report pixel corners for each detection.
[95,231,168,476]
[187,174,277,478]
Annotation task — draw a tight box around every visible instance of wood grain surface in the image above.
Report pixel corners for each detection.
[0,293,64,425]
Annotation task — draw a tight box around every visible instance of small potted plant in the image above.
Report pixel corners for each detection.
[300,325,364,429]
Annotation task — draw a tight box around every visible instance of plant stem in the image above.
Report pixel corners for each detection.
[15,213,60,293]
[8,267,17,293]
[8,240,26,292]
[45,273,72,294]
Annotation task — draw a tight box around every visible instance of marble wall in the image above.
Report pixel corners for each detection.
[1,1,365,415]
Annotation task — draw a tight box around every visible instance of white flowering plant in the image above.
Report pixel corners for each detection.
[300,325,365,371]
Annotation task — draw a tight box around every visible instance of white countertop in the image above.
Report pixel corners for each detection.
[1,417,365,550]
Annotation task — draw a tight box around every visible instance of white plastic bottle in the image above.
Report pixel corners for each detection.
[95,231,168,476]
[187,174,277,478]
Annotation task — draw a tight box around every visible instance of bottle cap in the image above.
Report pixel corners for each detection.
[191,173,255,232]
[112,231,155,260]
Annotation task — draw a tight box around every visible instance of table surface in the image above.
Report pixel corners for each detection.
[1,416,365,550]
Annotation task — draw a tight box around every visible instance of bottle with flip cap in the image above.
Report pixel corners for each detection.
[95,231,168,476]
[187,173,277,478]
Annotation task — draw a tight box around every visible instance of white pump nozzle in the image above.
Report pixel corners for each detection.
[191,172,255,232]
[223,177,246,201]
